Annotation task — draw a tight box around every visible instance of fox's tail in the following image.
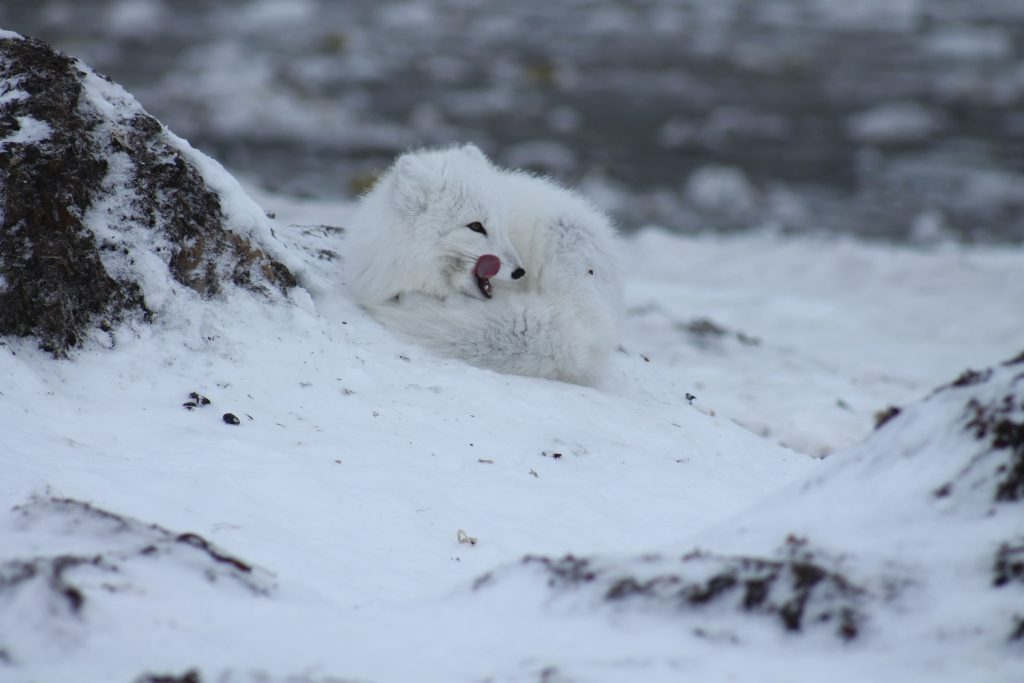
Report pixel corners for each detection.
[367,291,616,386]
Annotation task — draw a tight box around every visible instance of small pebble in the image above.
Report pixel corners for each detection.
[223,412,240,425]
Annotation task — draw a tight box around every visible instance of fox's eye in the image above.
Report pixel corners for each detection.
[467,221,487,236]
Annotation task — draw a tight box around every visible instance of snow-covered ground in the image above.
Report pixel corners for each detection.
[2,171,1023,681]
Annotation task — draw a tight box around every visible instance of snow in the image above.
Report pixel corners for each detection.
[503,140,577,172]
[682,165,759,217]
[0,115,51,145]
[72,59,302,315]
[4,139,1024,680]
[619,228,1024,455]
[925,26,1014,61]
[847,102,944,145]
[106,0,165,38]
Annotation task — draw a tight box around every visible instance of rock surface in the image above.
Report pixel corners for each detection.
[0,33,295,356]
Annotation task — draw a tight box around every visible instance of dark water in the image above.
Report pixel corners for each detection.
[4,0,1024,242]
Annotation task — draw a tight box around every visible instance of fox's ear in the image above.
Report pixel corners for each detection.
[392,153,437,215]
[460,143,488,164]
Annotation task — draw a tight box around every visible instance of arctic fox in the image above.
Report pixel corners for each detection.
[345,144,623,386]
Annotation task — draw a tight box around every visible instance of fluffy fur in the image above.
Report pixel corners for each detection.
[346,144,623,386]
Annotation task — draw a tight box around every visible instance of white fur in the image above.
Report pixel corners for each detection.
[346,144,623,386]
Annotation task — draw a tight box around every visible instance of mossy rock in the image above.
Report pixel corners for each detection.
[0,33,295,356]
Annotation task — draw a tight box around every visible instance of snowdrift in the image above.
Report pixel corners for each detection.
[476,353,1024,658]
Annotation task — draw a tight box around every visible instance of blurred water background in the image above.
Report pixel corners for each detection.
[4,0,1024,242]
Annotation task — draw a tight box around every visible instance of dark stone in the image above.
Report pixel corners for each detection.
[873,405,901,430]
[0,34,294,356]
[222,412,240,426]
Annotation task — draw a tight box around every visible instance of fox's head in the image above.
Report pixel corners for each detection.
[352,144,525,304]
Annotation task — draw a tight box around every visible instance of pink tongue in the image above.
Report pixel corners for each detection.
[474,254,501,279]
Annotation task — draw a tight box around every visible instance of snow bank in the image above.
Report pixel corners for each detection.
[2,185,1022,679]
[473,353,1024,676]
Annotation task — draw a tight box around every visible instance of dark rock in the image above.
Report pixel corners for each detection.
[222,412,240,425]
[0,33,295,356]
[873,405,902,430]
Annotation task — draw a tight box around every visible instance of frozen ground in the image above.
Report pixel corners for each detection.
[2,178,1023,680]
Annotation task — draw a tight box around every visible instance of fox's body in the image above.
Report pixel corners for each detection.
[346,144,622,386]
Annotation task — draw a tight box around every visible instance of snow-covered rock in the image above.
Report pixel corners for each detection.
[0,33,296,356]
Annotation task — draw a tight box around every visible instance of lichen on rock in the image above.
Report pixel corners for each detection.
[0,33,295,356]
[927,351,1024,504]
[475,536,865,641]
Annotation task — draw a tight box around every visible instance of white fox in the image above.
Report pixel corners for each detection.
[345,144,622,386]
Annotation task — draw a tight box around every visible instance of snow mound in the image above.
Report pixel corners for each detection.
[467,352,1024,662]
[0,496,274,668]
[0,33,296,356]
[715,351,1024,645]
[843,350,1024,511]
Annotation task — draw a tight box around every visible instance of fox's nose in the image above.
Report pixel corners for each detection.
[511,267,526,280]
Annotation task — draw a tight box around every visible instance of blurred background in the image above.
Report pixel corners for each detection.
[3,0,1023,242]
